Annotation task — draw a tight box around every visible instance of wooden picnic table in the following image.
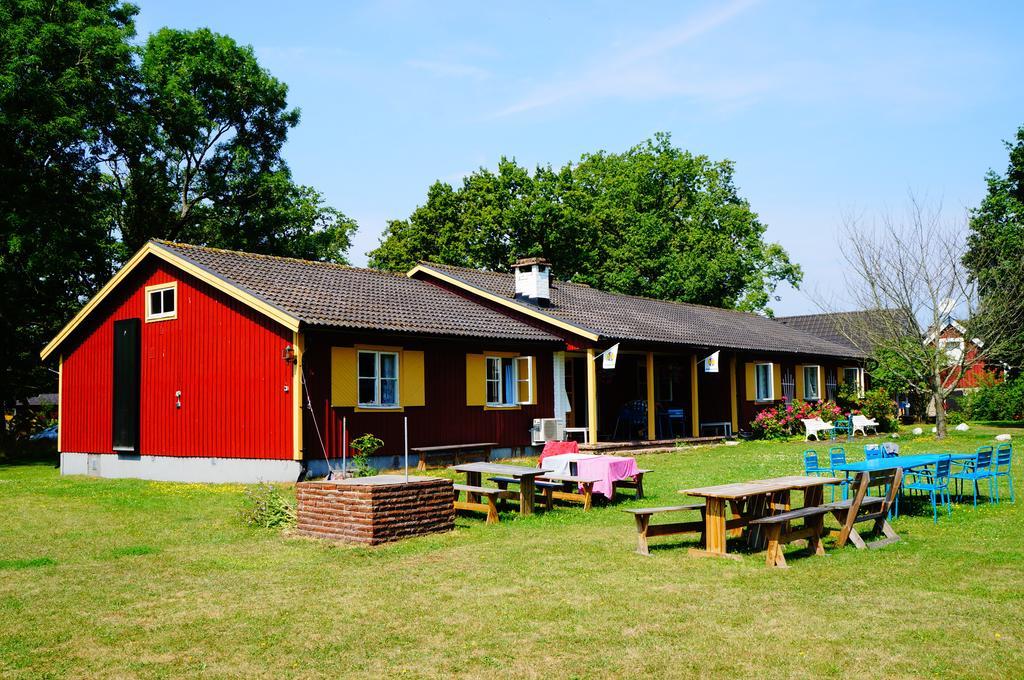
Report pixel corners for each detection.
[412,442,497,471]
[451,462,551,516]
[679,475,843,560]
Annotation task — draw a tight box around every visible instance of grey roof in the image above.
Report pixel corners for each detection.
[153,241,558,342]
[775,310,910,354]
[415,263,864,358]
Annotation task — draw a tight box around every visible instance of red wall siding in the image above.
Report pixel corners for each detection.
[60,258,293,459]
[301,330,556,460]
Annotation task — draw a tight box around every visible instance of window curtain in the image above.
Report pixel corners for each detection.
[502,359,516,405]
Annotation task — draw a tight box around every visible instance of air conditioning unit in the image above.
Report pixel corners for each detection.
[531,418,565,445]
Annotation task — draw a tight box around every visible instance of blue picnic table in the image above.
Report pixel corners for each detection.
[833,453,975,473]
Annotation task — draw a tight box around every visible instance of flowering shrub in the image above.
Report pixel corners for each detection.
[751,400,844,439]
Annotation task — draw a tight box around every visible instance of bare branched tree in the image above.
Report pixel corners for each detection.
[819,196,1022,439]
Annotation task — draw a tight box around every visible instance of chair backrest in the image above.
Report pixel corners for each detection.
[803,449,819,473]
[864,444,883,461]
[829,446,846,466]
[995,443,1012,469]
[976,445,994,469]
[934,457,952,481]
[882,442,900,457]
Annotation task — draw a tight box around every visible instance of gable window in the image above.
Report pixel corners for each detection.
[358,350,399,407]
[755,363,774,402]
[145,282,177,322]
[803,365,821,401]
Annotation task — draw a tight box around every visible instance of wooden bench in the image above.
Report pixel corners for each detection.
[491,474,600,511]
[453,484,503,524]
[411,442,497,471]
[749,505,831,568]
[612,468,652,499]
[622,504,706,555]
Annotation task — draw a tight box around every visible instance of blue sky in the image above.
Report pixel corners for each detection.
[134,1,1024,315]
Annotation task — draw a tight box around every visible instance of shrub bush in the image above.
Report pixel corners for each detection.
[349,433,384,477]
[751,400,843,439]
[858,388,899,432]
[241,483,296,529]
[964,374,1024,422]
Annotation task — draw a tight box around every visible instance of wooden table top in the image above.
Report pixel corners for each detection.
[680,475,842,499]
[450,462,551,477]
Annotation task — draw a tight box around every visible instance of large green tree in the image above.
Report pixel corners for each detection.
[1,0,136,418]
[1,3,356,428]
[964,124,1024,369]
[369,134,801,313]
[107,27,355,262]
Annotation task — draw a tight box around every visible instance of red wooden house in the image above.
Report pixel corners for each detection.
[43,241,866,482]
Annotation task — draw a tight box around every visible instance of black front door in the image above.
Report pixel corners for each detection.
[112,318,141,452]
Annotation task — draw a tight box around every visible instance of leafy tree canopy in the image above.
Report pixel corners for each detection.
[1,1,356,416]
[964,124,1024,369]
[369,133,802,314]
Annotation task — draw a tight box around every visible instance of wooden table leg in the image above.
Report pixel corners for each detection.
[728,500,745,538]
[417,453,427,472]
[746,493,772,550]
[520,476,536,515]
[582,482,593,511]
[466,471,481,505]
[689,497,740,560]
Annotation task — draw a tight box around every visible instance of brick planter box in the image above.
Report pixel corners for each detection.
[295,475,454,545]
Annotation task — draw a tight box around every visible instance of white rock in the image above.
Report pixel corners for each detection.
[912,427,923,435]
[931,427,937,433]
[996,433,1012,442]
[955,423,970,431]
[724,440,740,446]
[891,433,900,439]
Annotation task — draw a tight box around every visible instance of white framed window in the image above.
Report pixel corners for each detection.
[803,365,821,401]
[843,367,864,398]
[755,363,774,402]
[145,282,177,322]
[486,355,534,407]
[358,350,399,407]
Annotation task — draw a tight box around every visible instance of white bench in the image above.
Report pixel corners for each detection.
[851,414,880,436]
[802,418,835,441]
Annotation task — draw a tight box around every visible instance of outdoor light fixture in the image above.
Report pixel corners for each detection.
[282,345,296,363]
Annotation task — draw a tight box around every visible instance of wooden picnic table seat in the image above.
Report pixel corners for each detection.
[824,468,903,550]
[453,483,503,524]
[622,503,706,556]
[750,505,831,568]
[411,442,497,471]
[612,468,652,499]
[491,474,600,511]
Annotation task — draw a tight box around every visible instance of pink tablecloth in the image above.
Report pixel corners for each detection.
[575,455,640,499]
[539,440,579,464]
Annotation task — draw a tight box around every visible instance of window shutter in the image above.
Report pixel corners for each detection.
[516,356,535,404]
[466,354,486,406]
[819,366,826,399]
[744,363,755,401]
[772,363,782,401]
[795,364,804,401]
[331,347,358,407]
[402,350,425,407]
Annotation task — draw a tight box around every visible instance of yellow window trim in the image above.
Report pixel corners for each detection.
[144,281,178,323]
[41,240,300,360]
[355,348,402,409]
[354,406,405,413]
[484,404,521,411]
[407,264,600,342]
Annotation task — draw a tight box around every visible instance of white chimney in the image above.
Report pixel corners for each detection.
[512,257,551,307]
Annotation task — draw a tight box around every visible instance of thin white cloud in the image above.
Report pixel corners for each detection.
[407,59,491,80]
[495,0,762,116]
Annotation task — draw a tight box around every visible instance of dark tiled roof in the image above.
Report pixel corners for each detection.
[153,241,558,342]
[416,263,864,359]
[775,310,911,354]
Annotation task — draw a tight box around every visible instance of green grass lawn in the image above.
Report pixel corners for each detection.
[1,427,1022,679]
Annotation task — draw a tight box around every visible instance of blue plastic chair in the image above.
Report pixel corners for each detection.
[993,443,1014,503]
[904,457,953,523]
[803,449,826,477]
[828,447,849,501]
[951,446,996,508]
[865,444,884,461]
